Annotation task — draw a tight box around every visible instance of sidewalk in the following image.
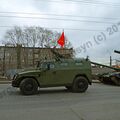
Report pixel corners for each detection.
[0,76,11,84]
[92,79,100,83]
[0,81,11,84]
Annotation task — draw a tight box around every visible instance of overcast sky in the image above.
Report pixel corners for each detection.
[0,0,120,64]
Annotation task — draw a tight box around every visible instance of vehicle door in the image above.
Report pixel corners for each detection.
[39,62,57,86]
[53,62,71,84]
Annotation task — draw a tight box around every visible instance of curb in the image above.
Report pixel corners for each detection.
[92,80,100,83]
[0,81,11,84]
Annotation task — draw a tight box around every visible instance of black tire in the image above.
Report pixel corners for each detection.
[111,77,120,86]
[20,78,38,95]
[117,80,120,86]
[72,76,88,93]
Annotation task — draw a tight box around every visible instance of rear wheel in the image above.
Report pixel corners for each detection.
[117,80,120,86]
[20,78,38,95]
[111,76,120,86]
[72,76,88,93]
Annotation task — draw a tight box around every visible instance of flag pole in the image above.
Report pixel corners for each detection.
[62,29,64,49]
[57,29,65,48]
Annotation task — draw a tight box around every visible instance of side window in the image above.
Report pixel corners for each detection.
[60,62,68,66]
[41,63,55,69]
[40,63,48,69]
[75,62,83,66]
[49,63,55,69]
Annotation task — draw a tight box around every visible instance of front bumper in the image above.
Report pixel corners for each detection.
[12,80,19,87]
[12,75,20,87]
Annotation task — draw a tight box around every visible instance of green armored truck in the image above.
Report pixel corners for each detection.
[12,49,92,95]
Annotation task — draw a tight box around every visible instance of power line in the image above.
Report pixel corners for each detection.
[0,11,119,20]
[0,26,105,31]
[0,15,114,24]
[64,0,120,6]
[36,0,120,7]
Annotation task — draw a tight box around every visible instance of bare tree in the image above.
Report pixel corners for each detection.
[3,26,73,68]
[4,26,72,48]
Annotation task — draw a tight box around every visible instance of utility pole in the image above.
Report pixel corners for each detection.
[16,44,22,69]
[110,56,112,66]
[3,45,6,75]
[32,46,35,67]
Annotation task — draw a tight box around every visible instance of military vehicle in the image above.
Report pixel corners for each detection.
[91,62,120,86]
[12,49,92,95]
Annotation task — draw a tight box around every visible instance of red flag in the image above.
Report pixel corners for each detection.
[57,32,65,48]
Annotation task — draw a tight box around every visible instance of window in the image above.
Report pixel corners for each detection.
[40,62,55,69]
[75,62,83,66]
[60,63,68,66]
[49,63,55,69]
[40,63,48,69]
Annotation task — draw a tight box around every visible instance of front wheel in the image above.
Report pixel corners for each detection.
[20,78,38,95]
[111,76,120,86]
[72,76,88,93]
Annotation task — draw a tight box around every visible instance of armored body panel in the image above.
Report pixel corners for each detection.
[12,58,92,95]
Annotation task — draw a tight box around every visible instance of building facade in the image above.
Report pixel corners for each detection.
[0,45,73,75]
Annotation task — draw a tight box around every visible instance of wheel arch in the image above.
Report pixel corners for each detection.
[18,76,40,87]
[74,74,92,85]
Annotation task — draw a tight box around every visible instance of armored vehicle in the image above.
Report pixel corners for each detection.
[12,49,92,95]
[95,50,120,86]
[91,62,120,86]
[98,72,120,86]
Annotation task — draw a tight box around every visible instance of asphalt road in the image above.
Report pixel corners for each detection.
[0,83,120,120]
